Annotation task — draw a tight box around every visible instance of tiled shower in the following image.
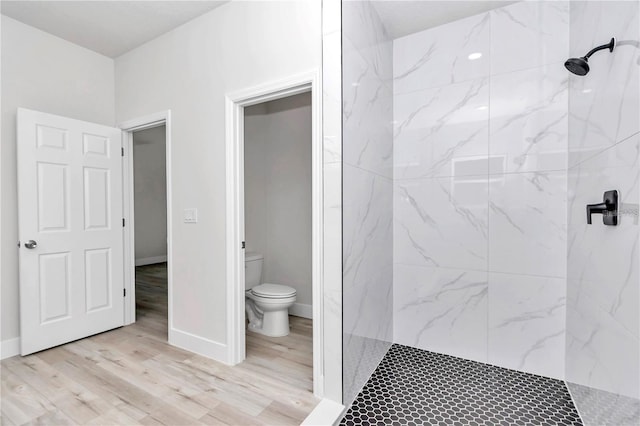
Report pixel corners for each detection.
[341,1,640,424]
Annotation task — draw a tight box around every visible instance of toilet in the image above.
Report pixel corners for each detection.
[245,252,297,337]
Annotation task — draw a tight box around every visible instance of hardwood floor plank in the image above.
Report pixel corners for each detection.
[199,401,266,426]
[2,356,113,424]
[85,408,139,426]
[139,404,202,426]
[46,347,168,415]
[257,400,307,425]
[27,408,76,426]
[0,414,17,426]
[1,371,56,425]
[1,263,318,425]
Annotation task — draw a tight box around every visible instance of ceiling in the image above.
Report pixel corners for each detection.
[1,1,517,57]
[1,1,228,58]
[371,0,517,39]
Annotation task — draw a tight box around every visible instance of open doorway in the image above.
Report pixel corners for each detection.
[243,92,313,390]
[226,72,323,397]
[120,111,172,336]
[131,125,168,338]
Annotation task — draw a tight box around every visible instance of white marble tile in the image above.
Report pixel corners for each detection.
[323,285,343,403]
[567,1,640,166]
[489,65,568,174]
[394,78,489,179]
[342,0,394,405]
[323,94,342,165]
[565,282,640,399]
[322,0,341,36]
[343,163,393,402]
[342,0,392,85]
[324,163,342,290]
[394,176,488,271]
[490,1,569,75]
[342,334,391,406]
[564,0,640,413]
[343,164,393,342]
[323,30,342,164]
[323,30,342,103]
[488,272,565,379]
[342,0,383,54]
[568,1,639,58]
[393,264,488,363]
[567,134,640,338]
[567,382,640,426]
[393,13,490,94]
[323,163,342,392]
[343,37,393,177]
[488,171,567,278]
[321,2,342,403]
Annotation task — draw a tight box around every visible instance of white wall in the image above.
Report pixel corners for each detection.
[244,92,312,309]
[1,15,115,343]
[115,1,321,357]
[133,125,167,264]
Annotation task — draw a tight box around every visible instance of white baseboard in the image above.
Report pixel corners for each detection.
[301,398,345,426]
[1,330,226,363]
[1,337,20,360]
[290,303,313,319]
[135,255,167,266]
[168,327,229,364]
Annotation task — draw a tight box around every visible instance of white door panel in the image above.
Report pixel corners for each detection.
[18,108,124,355]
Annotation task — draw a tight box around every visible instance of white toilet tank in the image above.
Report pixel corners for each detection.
[245,252,264,288]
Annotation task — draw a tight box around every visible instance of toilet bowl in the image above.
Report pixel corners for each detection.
[245,252,297,337]
[245,284,297,337]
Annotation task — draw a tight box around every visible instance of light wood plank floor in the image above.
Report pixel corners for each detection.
[1,263,317,425]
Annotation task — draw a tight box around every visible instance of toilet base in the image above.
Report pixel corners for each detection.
[245,289,295,337]
[247,309,291,337]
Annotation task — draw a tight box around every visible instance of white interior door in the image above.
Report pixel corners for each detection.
[18,108,125,355]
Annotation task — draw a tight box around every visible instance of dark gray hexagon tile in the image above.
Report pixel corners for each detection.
[340,344,582,426]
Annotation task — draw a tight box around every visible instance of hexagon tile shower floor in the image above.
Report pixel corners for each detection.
[340,344,582,426]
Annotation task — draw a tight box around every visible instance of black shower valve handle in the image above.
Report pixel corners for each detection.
[586,190,618,226]
[586,202,609,224]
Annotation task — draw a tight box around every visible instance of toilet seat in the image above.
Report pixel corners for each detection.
[250,283,296,299]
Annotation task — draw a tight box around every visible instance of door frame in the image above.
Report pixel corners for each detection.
[119,111,172,328]
[225,70,324,397]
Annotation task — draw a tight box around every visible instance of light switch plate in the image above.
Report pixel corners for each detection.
[183,208,198,223]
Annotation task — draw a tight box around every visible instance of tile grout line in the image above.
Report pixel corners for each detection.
[486,9,492,367]
[568,130,640,171]
[564,381,587,425]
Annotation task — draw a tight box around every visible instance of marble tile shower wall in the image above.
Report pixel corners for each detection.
[342,1,394,405]
[392,1,570,380]
[565,1,640,424]
[322,0,343,403]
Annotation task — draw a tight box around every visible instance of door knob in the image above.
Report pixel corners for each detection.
[24,240,38,249]
[586,190,618,226]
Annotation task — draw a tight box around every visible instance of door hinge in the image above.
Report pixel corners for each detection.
[242,241,245,249]
[121,147,125,157]
[123,288,126,297]
[122,218,125,227]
